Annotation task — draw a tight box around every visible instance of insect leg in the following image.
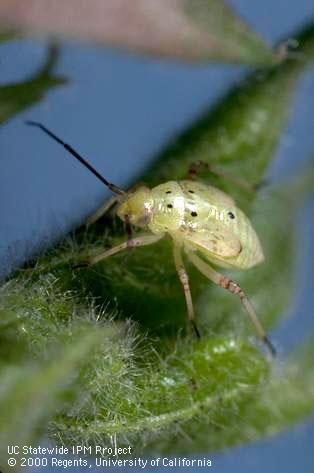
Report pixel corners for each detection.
[86,234,163,266]
[121,214,135,264]
[86,195,119,228]
[187,250,276,357]
[173,245,200,339]
[187,160,256,192]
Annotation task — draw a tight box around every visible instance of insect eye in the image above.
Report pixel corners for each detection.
[166,190,172,194]
[167,204,173,209]
[188,190,195,193]
[191,211,198,217]
[228,211,235,219]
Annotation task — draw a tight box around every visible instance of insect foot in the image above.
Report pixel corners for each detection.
[191,320,201,339]
[219,276,276,358]
[71,260,91,270]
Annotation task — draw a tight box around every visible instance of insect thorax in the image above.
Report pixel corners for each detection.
[147,181,186,235]
[147,180,233,232]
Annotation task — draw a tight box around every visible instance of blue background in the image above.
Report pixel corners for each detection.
[1,0,314,471]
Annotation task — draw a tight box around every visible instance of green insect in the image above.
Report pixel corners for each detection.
[26,121,275,357]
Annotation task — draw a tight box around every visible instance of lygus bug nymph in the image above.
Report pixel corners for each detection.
[26,121,276,357]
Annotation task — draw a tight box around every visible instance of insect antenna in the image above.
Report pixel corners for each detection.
[25,121,125,196]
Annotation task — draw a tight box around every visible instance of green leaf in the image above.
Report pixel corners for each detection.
[0,0,278,65]
[0,44,66,126]
[54,337,269,454]
[0,28,21,43]
[183,0,278,65]
[198,337,314,452]
[0,323,107,468]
